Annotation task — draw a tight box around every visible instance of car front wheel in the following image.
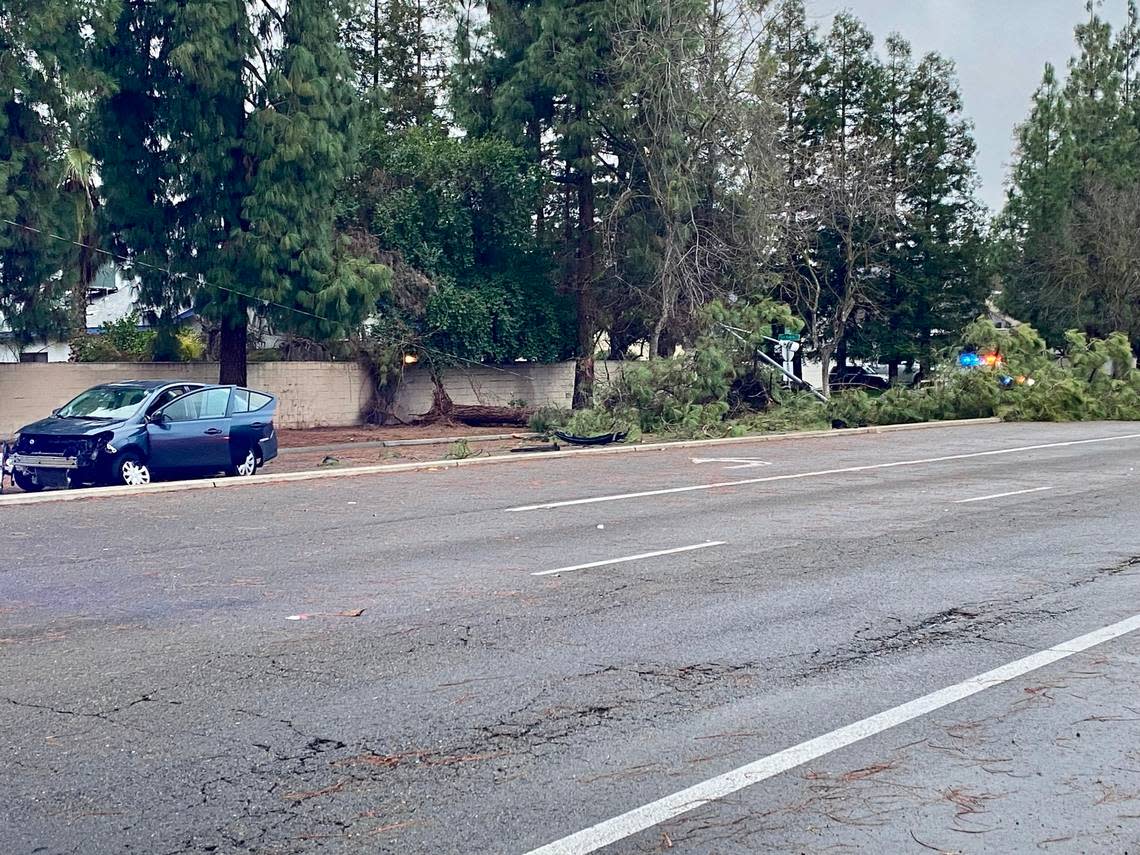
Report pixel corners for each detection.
[229,447,259,478]
[111,452,152,487]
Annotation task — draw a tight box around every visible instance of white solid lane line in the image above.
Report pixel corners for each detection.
[954,486,1055,504]
[507,433,1140,512]
[523,612,1140,855]
[532,542,726,577]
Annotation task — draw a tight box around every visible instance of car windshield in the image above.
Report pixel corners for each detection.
[56,386,150,420]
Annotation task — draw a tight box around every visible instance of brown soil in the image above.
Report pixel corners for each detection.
[277,424,532,449]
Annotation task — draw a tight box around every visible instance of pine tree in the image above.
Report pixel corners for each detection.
[95,0,387,383]
[239,0,388,381]
[786,12,891,392]
[454,0,613,406]
[898,52,986,367]
[864,34,915,377]
[342,0,449,126]
[767,0,824,190]
[1000,2,1140,348]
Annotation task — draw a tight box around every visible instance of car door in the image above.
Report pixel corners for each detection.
[229,389,278,462]
[144,384,201,419]
[147,387,233,472]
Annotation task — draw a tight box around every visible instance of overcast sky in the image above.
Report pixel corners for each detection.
[806,1,1129,213]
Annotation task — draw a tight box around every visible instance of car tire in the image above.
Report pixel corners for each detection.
[228,446,259,478]
[13,470,44,492]
[111,451,152,487]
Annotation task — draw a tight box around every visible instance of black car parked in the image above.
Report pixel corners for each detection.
[828,364,890,391]
[7,381,278,491]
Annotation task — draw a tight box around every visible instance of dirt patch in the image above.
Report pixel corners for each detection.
[268,439,532,473]
[277,424,529,449]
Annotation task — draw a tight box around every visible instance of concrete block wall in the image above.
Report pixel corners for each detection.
[1,363,217,435]
[246,362,371,430]
[391,362,576,421]
[0,360,588,434]
[0,362,370,435]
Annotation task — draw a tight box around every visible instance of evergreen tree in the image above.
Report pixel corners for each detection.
[786,12,890,392]
[454,0,613,406]
[95,0,386,383]
[860,33,914,377]
[240,0,388,382]
[1000,2,1140,349]
[342,0,449,125]
[0,0,111,347]
[880,52,986,371]
[767,0,824,190]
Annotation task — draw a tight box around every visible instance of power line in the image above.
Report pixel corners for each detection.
[1,218,535,380]
[3,218,343,327]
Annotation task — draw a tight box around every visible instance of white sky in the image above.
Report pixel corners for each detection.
[806,0,1131,213]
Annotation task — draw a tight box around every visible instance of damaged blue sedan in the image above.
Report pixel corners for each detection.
[5,380,278,491]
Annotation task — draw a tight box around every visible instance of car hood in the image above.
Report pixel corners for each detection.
[18,416,128,436]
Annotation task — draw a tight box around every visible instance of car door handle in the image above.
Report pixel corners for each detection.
[250,422,264,428]
[204,428,224,436]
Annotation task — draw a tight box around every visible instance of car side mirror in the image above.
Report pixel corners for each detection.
[51,408,61,416]
[149,412,169,426]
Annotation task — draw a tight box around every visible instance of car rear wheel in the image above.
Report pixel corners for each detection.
[112,452,152,487]
[229,447,259,478]
[13,470,44,492]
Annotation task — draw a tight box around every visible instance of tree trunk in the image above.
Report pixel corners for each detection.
[529,119,545,240]
[918,326,932,375]
[573,311,595,409]
[70,232,97,340]
[648,309,668,360]
[888,359,899,382]
[819,344,833,398]
[415,374,529,426]
[219,315,248,386]
[571,113,596,410]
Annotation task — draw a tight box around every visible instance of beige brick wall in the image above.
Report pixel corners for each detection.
[391,362,577,421]
[0,360,635,435]
[0,362,370,434]
[246,362,371,430]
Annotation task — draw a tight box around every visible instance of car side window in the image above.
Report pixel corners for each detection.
[200,388,231,419]
[232,389,249,413]
[146,387,185,416]
[162,390,206,422]
[160,388,229,422]
[232,389,272,413]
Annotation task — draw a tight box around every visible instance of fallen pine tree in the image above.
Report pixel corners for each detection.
[414,378,532,427]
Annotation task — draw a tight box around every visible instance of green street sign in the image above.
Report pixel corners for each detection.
[778,332,801,342]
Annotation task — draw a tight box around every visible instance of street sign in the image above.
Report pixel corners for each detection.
[779,339,800,375]
[778,332,801,342]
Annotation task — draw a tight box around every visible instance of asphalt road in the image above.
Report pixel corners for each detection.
[3,421,1140,855]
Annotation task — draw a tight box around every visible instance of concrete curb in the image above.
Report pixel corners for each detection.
[278,432,540,455]
[0,417,1001,507]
